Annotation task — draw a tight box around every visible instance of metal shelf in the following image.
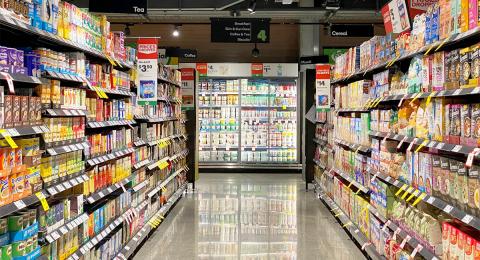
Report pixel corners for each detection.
[0,13,133,70]
[369,131,477,157]
[372,170,480,232]
[158,77,181,87]
[114,184,186,260]
[86,120,136,129]
[332,168,370,194]
[133,159,151,171]
[314,184,384,260]
[44,213,89,244]
[43,108,87,117]
[45,141,89,156]
[147,166,187,198]
[334,138,370,154]
[43,71,86,84]
[0,72,47,84]
[45,171,88,196]
[85,177,131,204]
[332,27,480,85]
[86,147,135,167]
[2,125,49,137]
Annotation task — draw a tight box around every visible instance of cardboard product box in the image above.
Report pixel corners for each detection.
[467,165,479,215]
[457,163,468,211]
[461,104,474,145]
[20,96,29,126]
[440,157,450,200]
[470,44,480,87]
[449,159,460,206]
[12,96,21,127]
[4,96,13,128]
[450,104,462,144]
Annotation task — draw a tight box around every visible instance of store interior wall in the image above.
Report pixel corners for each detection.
[111,24,299,63]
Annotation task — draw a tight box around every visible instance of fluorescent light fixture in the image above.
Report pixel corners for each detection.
[247,0,256,13]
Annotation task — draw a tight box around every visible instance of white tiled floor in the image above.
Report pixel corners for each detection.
[134,173,365,260]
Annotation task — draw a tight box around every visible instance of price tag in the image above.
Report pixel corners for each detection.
[47,187,57,195]
[397,136,407,149]
[382,220,391,232]
[453,89,463,96]
[35,192,50,211]
[472,87,480,94]
[71,179,79,186]
[410,244,424,258]
[452,145,462,153]
[0,130,18,148]
[406,189,420,202]
[52,232,61,240]
[444,204,454,213]
[92,237,98,244]
[399,235,411,249]
[426,196,436,204]
[80,248,87,255]
[32,126,42,133]
[407,138,418,151]
[120,182,127,193]
[67,223,74,230]
[60,226,68,234]
[64,146,72,152]
[401,187,414,199]
[395,184,408,196]
[436,143,445,150]
[412,193,427,206]
[86,241,94,249]
[457,214,473,225]
[13,200,27,210]
[64,182,72,189]
[98,191,105,197]
[87,197,95,204]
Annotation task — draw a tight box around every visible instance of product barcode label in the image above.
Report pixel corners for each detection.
[64,146,72,152]
[14,200,27,209]
[64,182,72,189]
[48,149,57,155]
[98,191,105,197]
[461,214,474,224]
[436,143,445,149]
[444,204,454,213]
[452,145,462,153]
[51,232,61,240]
[47,187,57,195]
[426,197,435,204]
[64,110,72,116]
[472,87,480,94]
[60,227,68,234]
[453,89,462,95]
[32,126,42,133]
[71,179,78,186]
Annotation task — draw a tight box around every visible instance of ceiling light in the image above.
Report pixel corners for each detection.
[325,0,340,10]
[247,0,256,14]
[172,25,180,37]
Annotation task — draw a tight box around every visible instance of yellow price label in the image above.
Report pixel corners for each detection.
[106,56,117,66]
[395,184,408,196]
[415,140,429,153]
[99,89,108,99]
[159,215,165,220]
[35,192,50,211]
[342,222,353,228]
[355,189,362,195]
[435,36,451,52]
[347,182,354,189]
[409,93,422,105]
[373,97,383,108]
[406,190,421,202]
[148,221,155,228]
[401,187,415,200]
[282,105,287,110]
[334,212,343,217]
[424,44,436,56]
[412,193,427,206]
[0,130,18,148]
[360,206,369,214]
[363,99,371,109]
[161,187,167,193]
[425,91,436,106]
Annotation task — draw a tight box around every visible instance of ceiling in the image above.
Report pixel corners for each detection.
[69,0,386,23]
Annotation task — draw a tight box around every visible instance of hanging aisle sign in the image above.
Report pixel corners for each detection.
[137,38,158,105]
[210,18,270,43]
[315,64,331,112]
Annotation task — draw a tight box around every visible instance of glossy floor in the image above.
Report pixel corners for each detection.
[134,173,366,260]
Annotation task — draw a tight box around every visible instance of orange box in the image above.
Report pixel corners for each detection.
[0,170,11,207]
[461,0,469,32]
[465,235,475,260]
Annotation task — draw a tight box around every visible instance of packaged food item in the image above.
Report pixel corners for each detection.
[467,165,479,215]
[471,43,480,86]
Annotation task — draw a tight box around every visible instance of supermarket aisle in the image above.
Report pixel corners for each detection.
[134,174,365,260]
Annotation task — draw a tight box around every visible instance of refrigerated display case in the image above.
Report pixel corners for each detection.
[196,63,300,169]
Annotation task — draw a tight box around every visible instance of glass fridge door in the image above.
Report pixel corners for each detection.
[240,79,270,163]
[268,80,298,163]
[198,79,240,163]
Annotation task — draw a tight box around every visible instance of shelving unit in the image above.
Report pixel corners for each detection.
[0,4,192,260]
[311,7,480,259]
[198,71,300,169]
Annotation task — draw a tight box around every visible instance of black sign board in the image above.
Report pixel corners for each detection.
[166,48,198,59]
[330,24,374,37]
[210,18,270,43]
[89,0,148,14]
[299,56,329,65]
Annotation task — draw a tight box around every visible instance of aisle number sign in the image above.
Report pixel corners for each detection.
[137,38,158,105]
[315,64,331,112]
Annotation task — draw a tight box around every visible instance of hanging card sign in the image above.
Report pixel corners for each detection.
[181,68,195,109]
[196,63,208,77]
[137,38,158,105]
[251,63,263,77]
[315,64,331,112]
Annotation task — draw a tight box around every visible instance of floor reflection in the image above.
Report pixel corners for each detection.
[197,183,297,259]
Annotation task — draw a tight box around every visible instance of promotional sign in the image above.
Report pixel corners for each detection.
[407,0,436,18]
[210,18,270,43]
[315,64,331,111]
[137,38,158,105]
[181,68,195,110]
[251,63,263,77]
[329,24,374,37]
[381,0,411,34]
[89,0,147,14]
[196,63,207,77]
